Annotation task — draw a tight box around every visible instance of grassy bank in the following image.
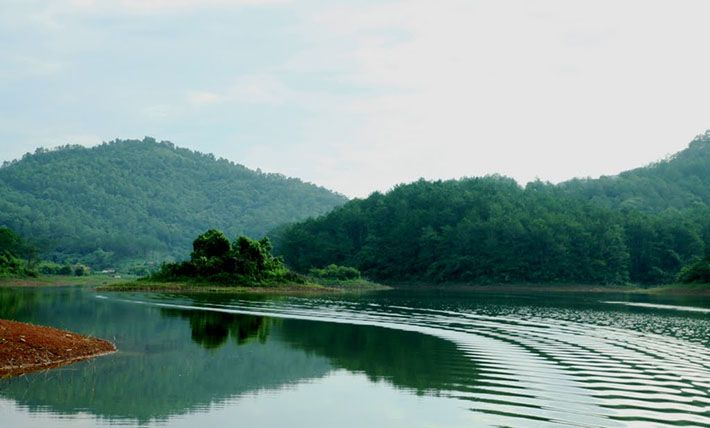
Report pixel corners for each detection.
[0,274,135,287]
[97,278,390,295]
[0,273,389,295]
[628,283,710,296]
[2,274,704,296]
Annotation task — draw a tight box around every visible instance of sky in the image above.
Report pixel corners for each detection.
[1,0,709,198]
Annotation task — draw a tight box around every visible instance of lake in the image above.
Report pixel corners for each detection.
[0,286,708,427]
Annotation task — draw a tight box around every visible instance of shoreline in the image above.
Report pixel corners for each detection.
[0,319,116,378]
[96,280,391,295]
[385,283,710,296]
[1,275,706,296]
[0,274,132,288]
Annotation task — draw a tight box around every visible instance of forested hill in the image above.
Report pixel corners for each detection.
[558,131,710,211]
[277,133,710,285]
[0,138,346,267]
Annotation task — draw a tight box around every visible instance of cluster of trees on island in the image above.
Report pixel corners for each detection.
[151,230,299,286]
[150,229,366,286]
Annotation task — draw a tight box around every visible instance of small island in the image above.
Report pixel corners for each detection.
[102,229,387,294]
[0,319,116,378]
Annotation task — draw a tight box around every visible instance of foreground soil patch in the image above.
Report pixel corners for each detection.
[0,319,116,378]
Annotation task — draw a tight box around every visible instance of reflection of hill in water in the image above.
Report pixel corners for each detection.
[0,288,478,423]
[163,305,479,396]
[0,288,331,423]
[278,319,478,395]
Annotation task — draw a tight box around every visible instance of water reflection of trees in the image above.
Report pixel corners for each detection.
[159,305,479,394]
[0,290,479,423]
[161,309,270,349]
[0,287,39,320]
[278,320,479,395]
[0,292,330,423]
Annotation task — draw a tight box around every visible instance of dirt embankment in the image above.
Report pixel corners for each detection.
[0,319,116,378]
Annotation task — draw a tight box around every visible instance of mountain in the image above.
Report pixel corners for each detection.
[276,132,710,285]
[558,131,710,211]
[0,138,346,267]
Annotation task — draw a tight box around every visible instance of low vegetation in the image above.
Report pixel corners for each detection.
[309,264,360,280]
[677,257,710,284]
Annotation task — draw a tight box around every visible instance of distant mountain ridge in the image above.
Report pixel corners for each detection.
[0,138,346,267]
[558,131,710,211]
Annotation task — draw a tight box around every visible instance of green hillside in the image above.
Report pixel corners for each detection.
[559,131,710,211]
[276,133,710,285]
[0,138,346,268]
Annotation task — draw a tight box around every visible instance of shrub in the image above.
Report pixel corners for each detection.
[309,264,361,280]
[677,257,710,284]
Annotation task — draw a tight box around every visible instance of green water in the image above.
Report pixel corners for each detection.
[0,287,708,427]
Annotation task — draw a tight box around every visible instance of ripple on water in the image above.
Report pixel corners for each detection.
[107,293,710,427]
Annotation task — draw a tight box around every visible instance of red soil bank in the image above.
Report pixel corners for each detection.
[0,319,116,378]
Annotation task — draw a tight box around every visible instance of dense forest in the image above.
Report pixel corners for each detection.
[2,133,708,285]
[0,138,345,269]
[276,133,710,285]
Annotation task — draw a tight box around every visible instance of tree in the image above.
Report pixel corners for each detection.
[192,230,231,260]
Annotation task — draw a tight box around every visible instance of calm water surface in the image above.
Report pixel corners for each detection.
[0,286,708,427]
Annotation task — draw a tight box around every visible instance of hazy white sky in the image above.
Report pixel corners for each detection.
[1,0,709,197]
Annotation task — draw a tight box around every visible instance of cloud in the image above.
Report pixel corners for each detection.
[2,0,709,198]
[226,75,291,105]
[278,0,710,196]
[67,0,291,14]
[0,55,65,80]
[187,91,222,107]
[143,104,175,119]
[186,75,292,107]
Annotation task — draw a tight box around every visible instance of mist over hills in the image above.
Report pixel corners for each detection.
[0,138,346,267]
